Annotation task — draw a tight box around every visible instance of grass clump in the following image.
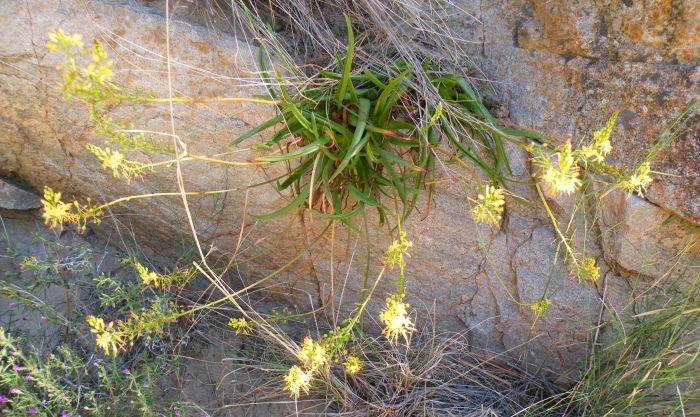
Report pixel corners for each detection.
[235,15,539,227]
[566,273,700,416]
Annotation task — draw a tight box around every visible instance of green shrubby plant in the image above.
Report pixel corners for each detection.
[0,225,187,416]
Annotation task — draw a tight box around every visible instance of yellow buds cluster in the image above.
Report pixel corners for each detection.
[86,144,143,182]
[227,318,253,336]
[383,231,413,271]
[576,257,600,283]
[469,184,506,226]
[539,143,582,195]
[379,293,415,344]
[86,316,124,356]
[283,365,311,398]
[344,355,362,375]
[620,162,653,197]
[530,299,551,316]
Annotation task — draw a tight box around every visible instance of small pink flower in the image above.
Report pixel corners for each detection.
[60,411,70,417]
[121,368,130,375]
[28,407,37,414]
[12,364,21,371]
[174,410,181,416]
[0,395,8,403]
[24,374,31,381]
[10,387,20,395]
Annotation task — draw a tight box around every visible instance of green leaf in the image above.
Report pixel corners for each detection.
[347,182,383,208]
[230,114,284,147]
[330,97,371,180]
[278,157,315,190]
[373,66,412,120]
[454,77,491,119]
[335,14,355,109]
[257,139,324,162]
[310,202,364,220]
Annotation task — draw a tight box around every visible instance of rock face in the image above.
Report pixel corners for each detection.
[0,179,41,210]
[1,0,698,382]
[455,0,700,221]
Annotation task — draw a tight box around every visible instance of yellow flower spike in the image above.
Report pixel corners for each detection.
[580,113,617,163]
[344,355,362,375]
[283,365,311,398]
[530,299,551,316]
[540,143,582,195]
[46,28,83,51]
[576,257,600,283]
[41,187,74,229]
[227,317,253,336]
[86,144,143,181]
[469,184,505,226]
[86,316,124,357]
[621,162,653,197]
[297,337,329,371]
[383,231,413,270]
[379,293,415,344]
[133,261,163,288]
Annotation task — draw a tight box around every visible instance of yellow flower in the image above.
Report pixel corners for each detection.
[383,231,413,270]
[530,299,551,316]
[621,162,653,197]
[227,317,253,336]
[469,184,505,225]
[298,337,328,371]
[46,28,83,51]
[540,143,581,195]
[576,257,600,283]
[86,144,142,181]
[344,355,362,375]
[133,261,165,288]
[283,365,311,397]
[41,187,74,229]
[86,316,123,356]
[379,293,415,344]
[580,113,617,163]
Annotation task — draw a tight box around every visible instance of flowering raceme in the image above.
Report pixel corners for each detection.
[283,365,311,397]
[576,257,600,283]
[539,143,581,195]
[41,187,75,229]
[580,113,617,163]
[227,317,253,336]
[86,316,124,356]
[379,293,415,344]
[298,337,329,371]
[344,355,362,375]
[621,162,653,197]
[530,299,551,316]
[469,184,505,225]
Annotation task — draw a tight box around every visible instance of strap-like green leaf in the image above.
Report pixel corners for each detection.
[230,114,284,147]
[330,97,371,180]
[257,139,324,162]
[335,14,355,109]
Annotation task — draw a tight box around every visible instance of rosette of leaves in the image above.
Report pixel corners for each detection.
[233,16,538,230]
